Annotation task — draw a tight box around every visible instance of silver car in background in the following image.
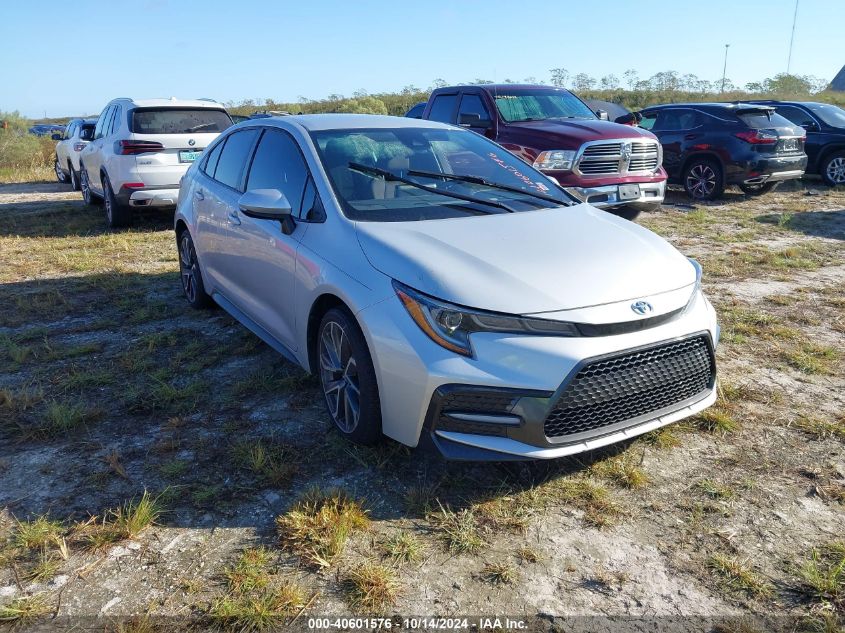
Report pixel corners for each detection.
[174,114,719,460]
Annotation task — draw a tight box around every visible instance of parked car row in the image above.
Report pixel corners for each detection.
[65,97,233,227]
[406,87,845,201]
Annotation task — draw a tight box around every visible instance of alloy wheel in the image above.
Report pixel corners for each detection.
[179,233,198,303]
[319,321,361,433]
[69,167,77,190]
[826,157,845,184]
[686,164,717,198]
[81,169,91,204]
[54,158,65,182]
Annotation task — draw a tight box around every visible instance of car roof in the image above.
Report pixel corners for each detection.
[645,102,774,110]
[256,113,456,132]
[112,97,227,109]
[436,84,571,93]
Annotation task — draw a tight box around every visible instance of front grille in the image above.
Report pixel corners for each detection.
[544,335,714,439]
[576,139,660,176]
[440,392,517,413]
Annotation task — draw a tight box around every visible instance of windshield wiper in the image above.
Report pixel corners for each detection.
[406,169,570,206]
[348,163,515,213]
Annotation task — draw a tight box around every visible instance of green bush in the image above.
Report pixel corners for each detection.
[0,110,55,174]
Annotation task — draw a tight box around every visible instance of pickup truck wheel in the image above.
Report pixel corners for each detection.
[318,307,382,446]
[103,174,132,228]
[821,151,845,186]
[683,159,724,200]
[80,167,101,206]
[54,156,67,183]
[739,181,779,196]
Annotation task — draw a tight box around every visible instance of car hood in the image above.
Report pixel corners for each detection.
[354,204,696,314]
[508,118,655,145]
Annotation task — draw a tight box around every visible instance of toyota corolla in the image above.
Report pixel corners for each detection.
[174,114,719,460]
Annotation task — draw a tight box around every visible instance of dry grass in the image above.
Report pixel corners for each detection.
[429,504,485,554]
[225,547,273,594]
[481,561,517,585]
[709,553,773,599]
[77,490,164,548]
[208,583,307,631]
[0,594,50,623]
[344,561,401,611]
[798,542,845,612]
[792,415,845,441]
[382,531,424,564]
[233,439,300,487]
[555,478,623,528]
[13,515,64,549]
[589,454,650,489]
[276,488,369,568]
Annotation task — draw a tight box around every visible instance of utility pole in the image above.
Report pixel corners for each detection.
[721,44,730,92]
[787,0,799,74]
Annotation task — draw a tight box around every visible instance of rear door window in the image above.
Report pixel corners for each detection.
[428,94,458,123]
[213,129,260,191]
[131,109,232,134]
[653,109,698,131]
[202,140,225,178]
[245,129,309,216]
[107,106,122,135]
[94,106,113,139]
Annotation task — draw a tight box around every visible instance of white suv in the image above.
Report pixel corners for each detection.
[79,98,232,227]
[54,118,97,191]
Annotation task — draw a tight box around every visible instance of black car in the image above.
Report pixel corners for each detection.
[29,124,65,138]
[638,103,807,200]
[748,101,845,186]
[404,102,426,118]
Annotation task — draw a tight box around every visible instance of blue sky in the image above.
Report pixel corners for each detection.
[2,0,843,118]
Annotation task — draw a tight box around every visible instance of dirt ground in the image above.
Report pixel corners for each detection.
[0,180,843,633]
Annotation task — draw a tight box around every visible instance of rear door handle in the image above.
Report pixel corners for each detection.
[227,210,241,226]
[194,190,204,201]
[684,133,701,140]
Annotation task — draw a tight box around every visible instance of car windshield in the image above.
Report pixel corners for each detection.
[130,108,232,134]
[494,89,596,122]
[807,103,845,128]
[310,127,567,222]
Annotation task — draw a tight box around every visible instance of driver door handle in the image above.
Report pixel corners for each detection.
[194,190,204,201]
[227,210,241,226]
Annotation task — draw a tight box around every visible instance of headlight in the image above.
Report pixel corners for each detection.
[684,258,703,313]
[533,150,577,171]
[393,281,578,357]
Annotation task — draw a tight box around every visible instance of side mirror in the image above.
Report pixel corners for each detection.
[596,110,609,121]
[238,188,292,220]
[801,122,819,132]
[51,133,63,141]
[80,129,93,141]
[459,113,492,129]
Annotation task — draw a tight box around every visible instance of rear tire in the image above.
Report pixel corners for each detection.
[682,159,724,201]
[103,174,132,228]
[821,150,845,187]
[68,162,80,191]
[177,229,213,309]
[317,307,382,445]
[54,156,67,183]
[738,181,780,196]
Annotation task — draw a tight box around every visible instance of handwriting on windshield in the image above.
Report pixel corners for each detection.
[488,152,550,194]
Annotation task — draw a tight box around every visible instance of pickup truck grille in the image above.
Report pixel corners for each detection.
[576,139,661,176]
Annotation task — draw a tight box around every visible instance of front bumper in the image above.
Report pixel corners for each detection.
[357,288,719,460]
[563,179,665,210]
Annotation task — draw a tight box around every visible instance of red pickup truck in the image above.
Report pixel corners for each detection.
[417,85,667,220]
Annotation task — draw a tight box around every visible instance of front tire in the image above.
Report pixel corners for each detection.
[177,230,213,309]
[683,159,724,201]
[103,174,132,228]
[317,308,382,445]
[738,181,780,196]
[54,156,67,183]
[80,166,101,206]
[821,151,845,187]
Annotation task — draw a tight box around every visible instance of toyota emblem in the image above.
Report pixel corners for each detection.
[631,300,653,315]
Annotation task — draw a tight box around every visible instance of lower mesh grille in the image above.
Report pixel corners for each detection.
[544,335,714,439]
[440,392,517,413]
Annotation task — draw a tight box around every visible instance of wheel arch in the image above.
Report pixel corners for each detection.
[680,151,725,177]
[306,293,350,374]
[817,144,845,173]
